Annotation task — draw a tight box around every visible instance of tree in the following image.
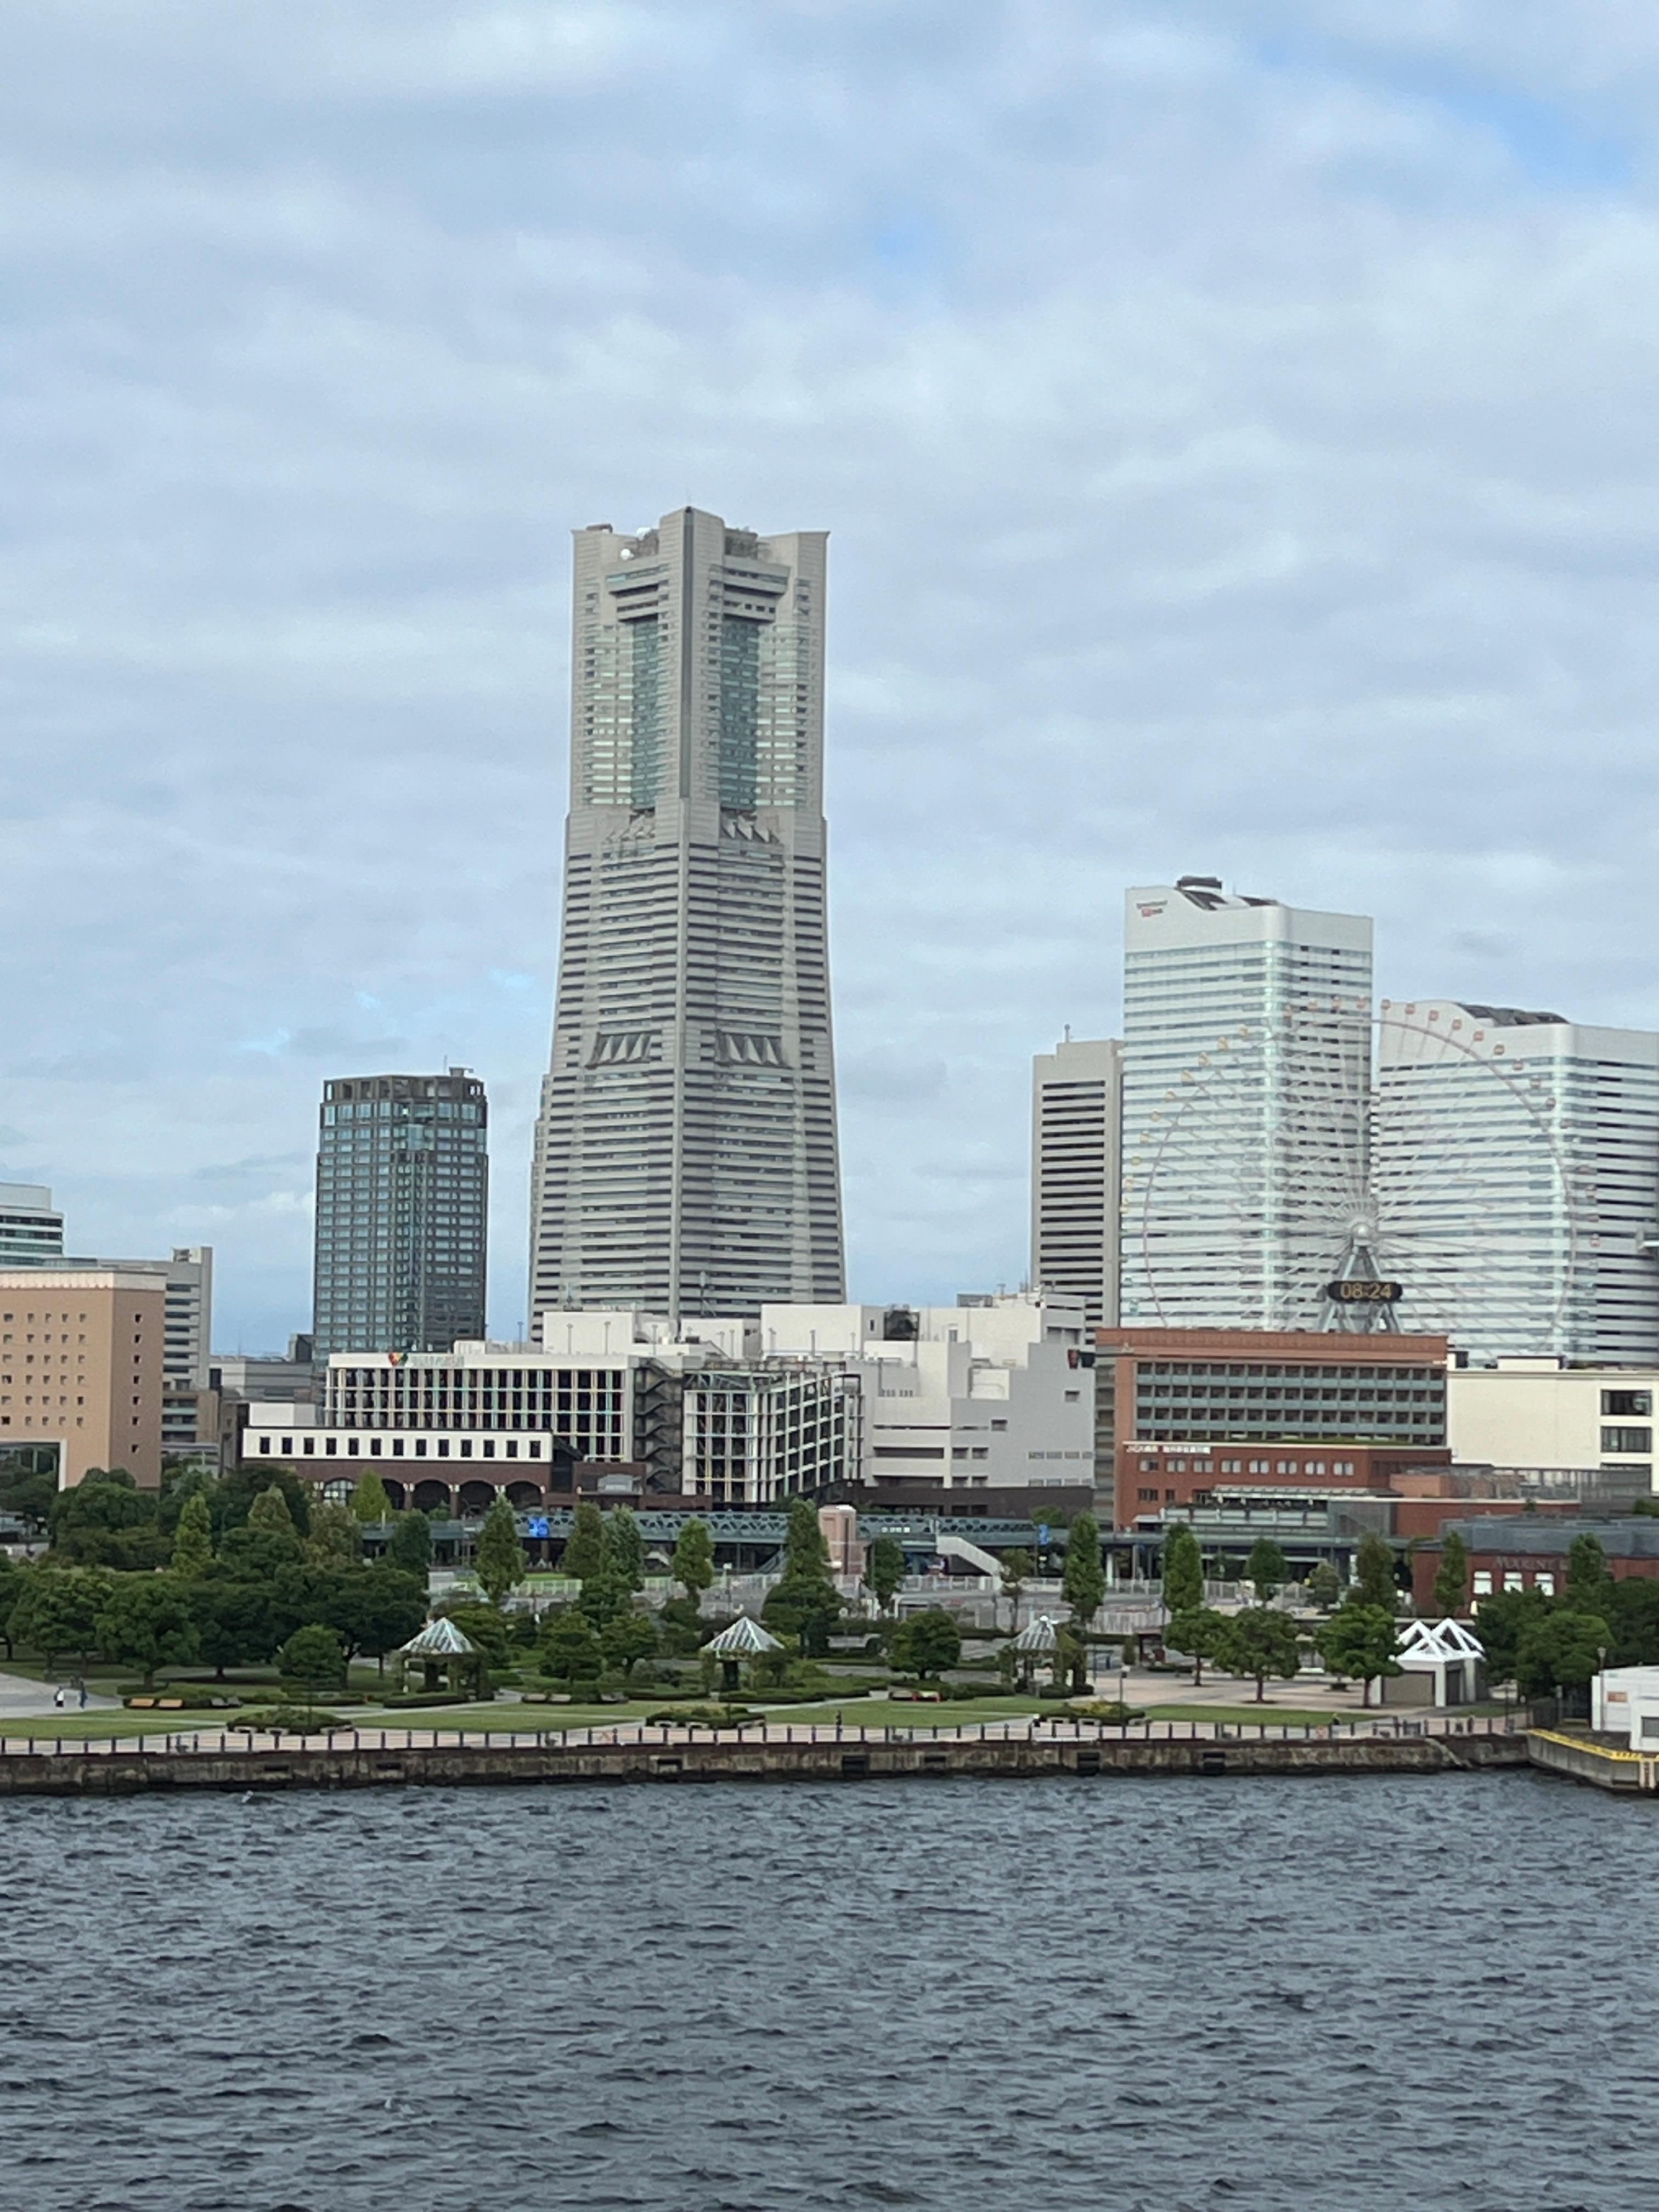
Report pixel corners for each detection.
[1062,1513,1106,1629]
[433,1600,514,1671]
[0,1459,57,1533]
[890,1607,962,1679]
[216,1525,309,1584]
[1215,1606,1303,1701]
[96,1575,198,1688]
[171,1491,214,1578]
[1245,1537,1289,1603]
[672,1516,715,1604]
[1606,1576,1659,1668]
[1354,1532,1399,1612]
[1517,1606,1611,1699]
[601,1608,659,1681]
[213,1464,311,1539]
[862,1533,906,1617]
[562,1500,604,1582]
[761,1572,842,1657]
[351,1470,392,1523]
[50,1471,167,1571]
[248,1484,301,1546]
[0,1556,20,1661]
[475,1496,528,1609]
[1466,1587,1545,1694]
[1161,1525,1203,1615]
[11,1567,114,1670]
[330,1566,427,1676]
[1166,1605,1227,1686]
[539,1608,603,1683]
[280,1622,346,1700]
[190,1578,278,1676]
[1432,1532,1469,1620]
[306,1502,361,1570]
[1564,1534,1613,1610]
[388,1513,433,1578]
[786,1495,831,1577]
[999,1547,1034,1631]
[577,1565,632,1632]
[1316,1603,1402,1707]
[600,1505,645,1593]
[1306,1561,1342,1611]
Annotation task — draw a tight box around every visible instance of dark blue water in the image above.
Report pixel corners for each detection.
[1,1772,1647,2210]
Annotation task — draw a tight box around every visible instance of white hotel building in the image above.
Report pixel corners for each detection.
[242,1292,1092,1509]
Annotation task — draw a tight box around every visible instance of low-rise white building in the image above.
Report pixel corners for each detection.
[239,1292,1091,1507]
[1592,1666,1659,1746]
[1448,1358,1659,1497]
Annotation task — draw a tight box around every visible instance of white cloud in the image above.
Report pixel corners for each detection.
[3,0,1659,1335]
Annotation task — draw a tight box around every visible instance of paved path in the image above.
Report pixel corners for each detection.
[0,1668,119,1717]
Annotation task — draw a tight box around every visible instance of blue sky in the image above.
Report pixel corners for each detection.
[4,0,1659,1347]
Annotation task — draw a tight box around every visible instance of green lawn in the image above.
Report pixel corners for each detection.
[1136,1703,1348,1729]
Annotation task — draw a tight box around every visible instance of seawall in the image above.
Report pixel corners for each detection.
[0,1732,1530,1797]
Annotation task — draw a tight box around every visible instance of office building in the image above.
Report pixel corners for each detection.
[1376,1003,1659,1365]
[242,1291,1088,1508]
[0,1185,64,1267]
[1097,1324,1449,1526]
[1447,1357,1659,1496]
[1119,878,1373,1331]
[528,506,844,1326]
[1031,1037,1121,1328]
[312,1072,488,1359]
[0,1268,166,1487]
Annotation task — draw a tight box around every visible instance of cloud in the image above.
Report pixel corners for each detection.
[3,0,1659,1334]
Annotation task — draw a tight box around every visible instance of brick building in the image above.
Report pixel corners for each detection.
[1411,1517,1659,1612]
[1096,1325,1450,1527]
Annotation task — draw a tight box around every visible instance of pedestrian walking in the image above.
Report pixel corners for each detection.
[77,1682,88,1711]
[53,1686,66,1712]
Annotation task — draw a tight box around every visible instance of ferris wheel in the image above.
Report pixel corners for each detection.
[1123,999,1595,1354]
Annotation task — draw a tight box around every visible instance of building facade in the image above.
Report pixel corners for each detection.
[528,506,844,1326]
[1031,1036,1121,1329]
[312,1071,488,1358]
[0,1184,64,1267]
[1119,878,1374,1332]
[1376,1003,1659,1365]
[1096,1324,1449,1526]
[0,1268,166,1487]
[1448,1357,1659,1497]
[241,1293,1088,1509]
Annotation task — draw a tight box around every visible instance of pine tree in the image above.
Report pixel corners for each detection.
[247,1484,300,1548]
[601,1504,645,1592]
[1245,1536,1289,1602]
[671,1515,715,1602]
[1354,1531,1398,1612]
[785,1496,831,1577]
[1062,1513,1106,1629]
[351,1470,392,1523]
[562,1499,604,1582]
[475,1496,528,1609]
[1160,1523,1203,1613]
[171,1490,213,1578]
[862,1533,906,1616]
[1432,1531,1469,1619]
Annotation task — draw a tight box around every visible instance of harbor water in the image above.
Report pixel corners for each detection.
[3,1771,1648,2210]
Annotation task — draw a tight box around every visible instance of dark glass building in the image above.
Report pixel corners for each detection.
[312,1071,488,1358]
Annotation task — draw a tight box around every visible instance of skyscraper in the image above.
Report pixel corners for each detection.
[1119,878,1374,1329]
[313,1071,488,1358]
[529,506,844,1323]
[1031,1037,1122,1328]
[1376,1002,1659,1364]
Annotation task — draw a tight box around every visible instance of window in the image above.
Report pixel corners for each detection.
[1534,1572,1556,1596]
[1602,1390,1652,1418]
[1503,1571,1524,1593]
[1602,1426,1652,1454]
[1137,1487,1159,1502]
[1472,1570,1493,1597]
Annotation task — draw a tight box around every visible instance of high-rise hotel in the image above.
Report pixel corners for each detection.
[1118,878,1374,1330]
[529,507,845,1323]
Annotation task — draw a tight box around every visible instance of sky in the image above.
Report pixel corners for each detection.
[4,0,1659,1349]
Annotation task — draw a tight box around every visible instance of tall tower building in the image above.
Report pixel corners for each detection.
[1119,878,1374,1329]
[313,1071,488,1358]
[529,506,844,1324]
[1031,1037,1122,1328]
[0,1184,63,1267]
[1376,1002,1659,1365]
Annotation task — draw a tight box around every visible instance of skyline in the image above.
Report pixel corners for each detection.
[6,4,1659,1346]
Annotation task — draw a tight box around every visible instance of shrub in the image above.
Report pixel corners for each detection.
[376,1688,487,1709]
[1071,1700,1147,1724]
[643,1704,758,1728]
[230,1708,347,1733]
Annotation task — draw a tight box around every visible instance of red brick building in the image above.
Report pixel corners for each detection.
[1411,1519,1659,1612]
[1097,1325,1451,1528]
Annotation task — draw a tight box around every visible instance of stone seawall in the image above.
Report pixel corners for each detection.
[0,1732,1530,1797]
